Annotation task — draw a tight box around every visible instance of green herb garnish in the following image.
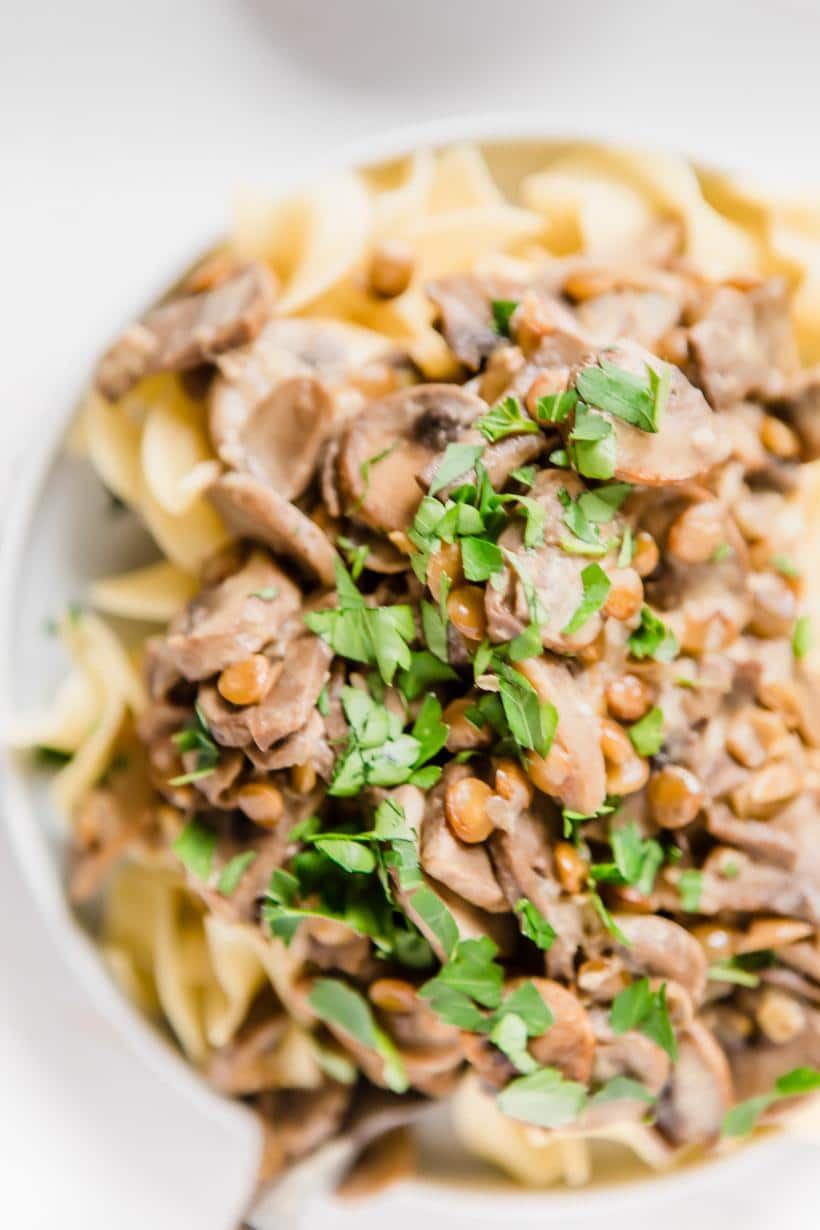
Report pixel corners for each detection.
[628,706,665,756]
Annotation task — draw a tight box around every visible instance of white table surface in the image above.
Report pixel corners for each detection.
[4,2,820,1226]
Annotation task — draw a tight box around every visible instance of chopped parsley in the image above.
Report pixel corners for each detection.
[490,298,519,336]
[217,850,257,896]
[172,817,218,881]
[329,687,446,796]
[475,395,540,443]
[677,868,703,912]
[428,443,486,497]
[576,358,670,434]
[308,978,408,1093]
[562,563,611,635]
[496,662,558,759]
[250,586,279,601]
[461,536,504,582]
[627,706,665,756]
[515,898,557,950]
[497,1066,588,1128]
[792,614,814,660]
[305,560,415,685]
[610,978,677,1060]
[771,553,799,579]
[535,387,578,425]
[722,1067,820,1138]
[567,402,617,480]
[628,605,679,662]
[170,703,220,785]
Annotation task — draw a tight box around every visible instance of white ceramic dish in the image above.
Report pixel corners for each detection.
[1,116,813,1230]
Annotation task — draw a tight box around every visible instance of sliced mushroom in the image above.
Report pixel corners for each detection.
[697,849,820,926]
[164,550,301,680]
[489,805,586,980]
[592,1028,671,1097]
[521,977,596,1083]
[337,384,485,532]
[516,655,608,815]
[197,636,331,751]
[654,1021,733,1145]
[576,287,683,351]
[568,342,729,485]
[96,262,278,400]
[706,803,798,869]
[613,914,708,1004]
[427,273,520,371]
[486,470,623,655]
[208,472,337,586]
[217,375,331,500]
[688,280,798,410]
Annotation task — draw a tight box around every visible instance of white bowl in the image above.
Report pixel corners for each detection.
[2,116,816,1230]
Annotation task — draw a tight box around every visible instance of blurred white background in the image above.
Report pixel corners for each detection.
[4,1,820,1226]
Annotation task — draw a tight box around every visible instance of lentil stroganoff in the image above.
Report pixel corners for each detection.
[24,140,820,1191]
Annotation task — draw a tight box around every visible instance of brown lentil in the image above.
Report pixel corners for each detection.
[447,585,487,642]
[648,765,704,828]
[368,978,418,1014]
[494,759,534,809]
[606,753,650,796]
[606,674,653,722]
[603,568,644,621]
[631,531,660,578]
[217,654,274,706]
[553,841,589,894]
[427,541,463,601]
[237,782,284,827]
[667,501,726,565]
[444,776,494,844]
[759,414,800,460]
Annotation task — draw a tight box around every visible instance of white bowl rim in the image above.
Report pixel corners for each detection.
[0,111,789,1220]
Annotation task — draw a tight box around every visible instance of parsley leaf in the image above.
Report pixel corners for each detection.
[170,702,219,785]
[628,706,665,756]
[610,978,677,1060]
[771,553,799,579]
[475,396,540,443]
[305,560,415,684]
[722,1067,820,1138]
[576,358,668,433]
[313,837,378,874]
[589,1076,655,1106]
[491,298,519,336]
[217,850,258,896]
[490,1013,538,1074]
[398,649,457,700]
[609,821,665,894]
[497,663,558,759]
[562,563,611,635]
[428,443,486,496]
[461,536,504,581]
[308,978,408,1093]
[497,1066,588,1129]
[409,885,459,959]
[568,403,617,480]
[628,605,679,662]
[535,388,578,425]
[173,817,217,881]
[678,868,703,912]
[515,898,556,950]
[792,614,814,660]
[250,586,279,601]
